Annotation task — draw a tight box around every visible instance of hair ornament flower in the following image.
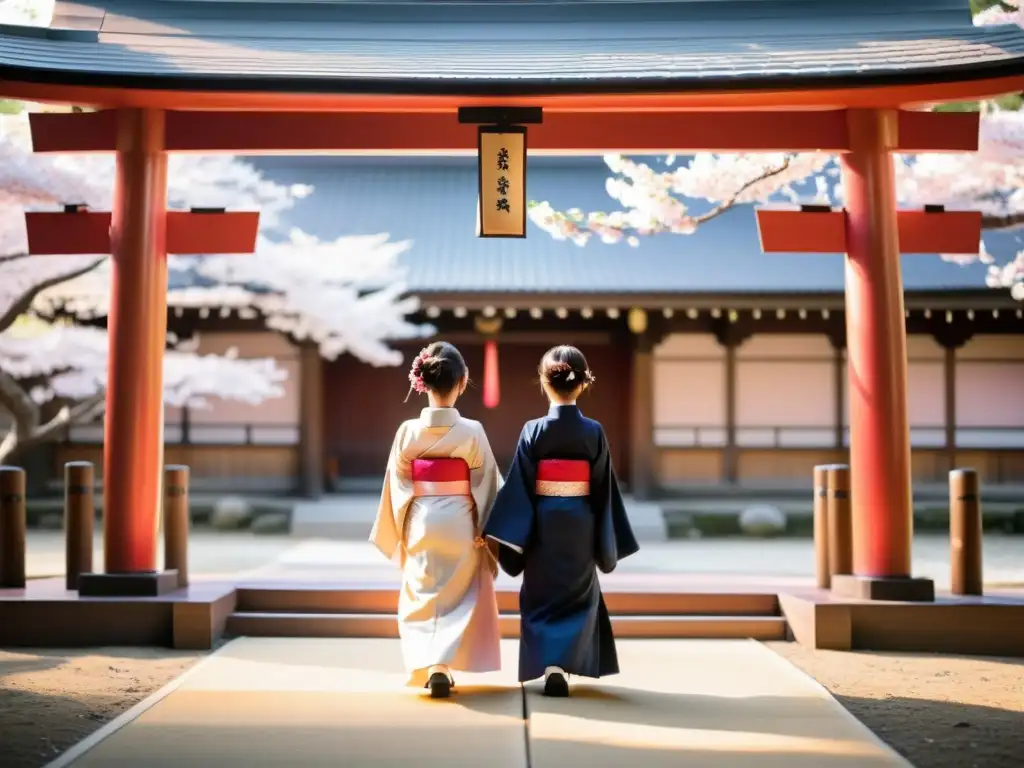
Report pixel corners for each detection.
[408,348,431,394]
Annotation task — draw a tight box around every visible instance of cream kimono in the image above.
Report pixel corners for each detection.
[371,407,503,686]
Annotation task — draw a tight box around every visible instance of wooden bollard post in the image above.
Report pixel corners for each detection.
[826,464,853,579]
[64,462,95,591]
[164,465,190,589]
[813,464,832,588]
[0,466,27,588]
[950,468,983,596]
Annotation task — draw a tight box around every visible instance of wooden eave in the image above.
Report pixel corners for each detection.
[3,1,1024,110]
[408,289,1024,313]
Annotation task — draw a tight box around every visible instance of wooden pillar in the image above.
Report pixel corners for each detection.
[64,461,95,591]
[828,326,847,450]
[944,344,957,472]
[0,466,27,589]
[713,321,749,485]
[629,326,656,500]
[835,109,933,601]
[299,343,325,499]
[949,468,983,596]
[840,109,913,580]
[931,324,971,476]
[164,465,190,588]
[826,464,853,578]
[724,342,738,483]
[102,109,168,575]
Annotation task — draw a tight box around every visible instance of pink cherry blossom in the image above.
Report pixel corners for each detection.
[0,102,430,461]
[528,3,1024,302]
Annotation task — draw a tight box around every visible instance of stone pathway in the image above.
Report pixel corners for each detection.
[47,638,910,767]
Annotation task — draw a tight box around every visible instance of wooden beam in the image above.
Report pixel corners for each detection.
[755,209,982,254]
[24,210,260,255]
[4,74,1024,113]
[29,109,978,154]
[756,209,848,253]
[896,211,983,254]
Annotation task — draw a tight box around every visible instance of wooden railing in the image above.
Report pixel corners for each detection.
[654,425,1024,450]
[63,421,300,447]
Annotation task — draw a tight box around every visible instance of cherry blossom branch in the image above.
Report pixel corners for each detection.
[0,365,105,463]
[0,365,36,428]
[0,252,106,332]
[980,210,1024,230]
[689,156,794,226]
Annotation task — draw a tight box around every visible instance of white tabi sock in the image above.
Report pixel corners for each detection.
[429,664,450,680]
[544,666,566,681]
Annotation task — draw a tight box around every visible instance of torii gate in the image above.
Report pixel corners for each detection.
[3,0,1021,603]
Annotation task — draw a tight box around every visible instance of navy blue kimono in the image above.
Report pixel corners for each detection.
[483,404,639,682]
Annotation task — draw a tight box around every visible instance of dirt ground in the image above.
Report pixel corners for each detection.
[0,647,202,768]
[770,643,1024,768]
[0,643,1021,768]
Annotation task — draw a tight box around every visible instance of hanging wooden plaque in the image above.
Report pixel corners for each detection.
[477,126,527,238]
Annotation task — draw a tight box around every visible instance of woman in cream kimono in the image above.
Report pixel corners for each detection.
[371,341,503,698]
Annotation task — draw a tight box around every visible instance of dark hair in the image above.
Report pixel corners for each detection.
[406,341,468,401]
[539,345,596,396]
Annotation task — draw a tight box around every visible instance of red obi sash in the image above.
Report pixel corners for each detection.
[535,459,590,497]
[411,458,471,497]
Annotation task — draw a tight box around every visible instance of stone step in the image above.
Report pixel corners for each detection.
[234,586,781,617]
[226,612,789,641]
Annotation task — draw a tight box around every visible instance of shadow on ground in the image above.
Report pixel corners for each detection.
[834,694,1024,768]
[0,648,202,768]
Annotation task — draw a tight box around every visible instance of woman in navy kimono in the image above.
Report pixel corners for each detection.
[484,345,639,697]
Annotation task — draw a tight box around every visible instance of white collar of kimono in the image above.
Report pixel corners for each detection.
[420,407,460,427]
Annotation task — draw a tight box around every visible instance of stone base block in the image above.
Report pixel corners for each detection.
[78,570,181,597]
[831,574,935,603]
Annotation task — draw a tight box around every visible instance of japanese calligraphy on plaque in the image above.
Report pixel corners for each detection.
[477,127,527,238]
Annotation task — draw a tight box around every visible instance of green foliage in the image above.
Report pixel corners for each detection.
[970,0,1014,14]
[935,92,1023,113]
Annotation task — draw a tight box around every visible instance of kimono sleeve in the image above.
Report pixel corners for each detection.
[369,425,410,563]
[483,423,537,577]
[591,425,640,574]
[469,424,504,534]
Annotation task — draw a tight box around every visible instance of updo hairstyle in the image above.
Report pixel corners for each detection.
[539,345,596,396]
[406,341,468,401]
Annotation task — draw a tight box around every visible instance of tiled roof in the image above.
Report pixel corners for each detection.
[182,155,996,296]
[2,1,1023,93]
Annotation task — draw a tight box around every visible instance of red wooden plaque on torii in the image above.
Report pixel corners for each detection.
[25,206,259,257]
[755,206,982,255]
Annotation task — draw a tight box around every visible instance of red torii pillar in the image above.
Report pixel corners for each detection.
[106,109,168,580]
[842,109,914,587]
[24,108,258,595]
[756,108,982,602]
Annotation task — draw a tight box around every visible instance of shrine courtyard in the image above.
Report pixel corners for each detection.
[2,534,1023,768]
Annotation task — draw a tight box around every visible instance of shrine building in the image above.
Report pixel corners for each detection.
[43,156,1024,498]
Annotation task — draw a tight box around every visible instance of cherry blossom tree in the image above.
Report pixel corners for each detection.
[528,0,1024,302]
[0,106,430,463]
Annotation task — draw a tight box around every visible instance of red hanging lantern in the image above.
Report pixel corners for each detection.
[483,339,500,409]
